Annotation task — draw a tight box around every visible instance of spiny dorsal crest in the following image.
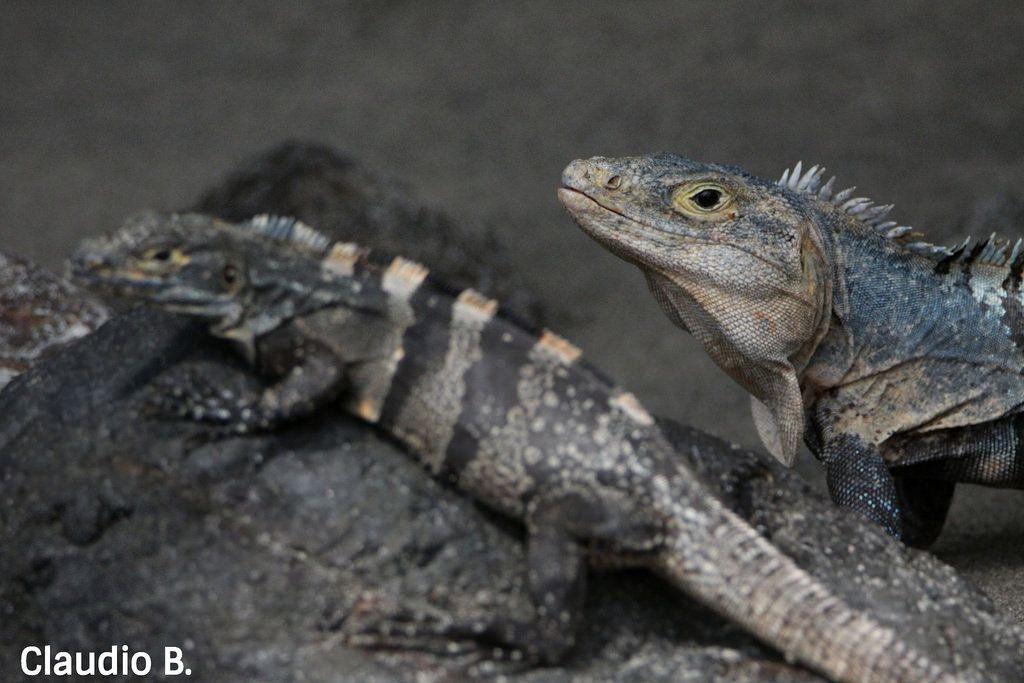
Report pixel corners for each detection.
[244,218,436,294]
[778,162,1023,269]
[246,214,332,254]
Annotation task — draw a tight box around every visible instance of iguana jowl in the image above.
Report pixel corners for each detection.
[72,212,959,683]
[559,154,1024,545]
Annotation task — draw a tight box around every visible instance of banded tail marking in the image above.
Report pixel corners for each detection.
[390,287,500,472]
[382,256,430,297]
[454,287,499,323]
[322,242,364,276]
[610,390,655,426]
[352,256,431,422]
[535,329,583,364]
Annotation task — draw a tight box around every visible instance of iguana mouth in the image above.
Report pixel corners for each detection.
[72,267,232,316]
[557,184,634,223]
[74,270,165,292]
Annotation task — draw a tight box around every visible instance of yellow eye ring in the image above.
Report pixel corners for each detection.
[672,183,734,216]
[140,247,188,268]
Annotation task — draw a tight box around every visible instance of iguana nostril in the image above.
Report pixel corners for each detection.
[605,175,622,190]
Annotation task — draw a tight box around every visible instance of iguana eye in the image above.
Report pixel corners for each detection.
[693,189,722,209]
[145,248,173,262]
[672,182,734,216]
[140,247,188,268]
[222,264,239,285]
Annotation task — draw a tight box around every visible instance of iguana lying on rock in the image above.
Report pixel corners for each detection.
[559,154,1024,545]
[72,212,959,683]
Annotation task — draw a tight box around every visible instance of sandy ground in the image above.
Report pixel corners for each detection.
[2,2,1022,619]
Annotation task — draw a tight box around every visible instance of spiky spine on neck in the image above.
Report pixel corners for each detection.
[778,161,1022,269]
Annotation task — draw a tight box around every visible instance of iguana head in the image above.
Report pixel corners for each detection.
[72,212,251,322]
[558,154,834,466]
[72,212,382,357]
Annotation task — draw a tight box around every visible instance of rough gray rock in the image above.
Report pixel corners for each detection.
[0,309,819,682]
[0,250,108,390]
[2,308,1023,682]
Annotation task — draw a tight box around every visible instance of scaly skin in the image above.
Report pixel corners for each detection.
[559,154,1024,545]
[71,212,962,683]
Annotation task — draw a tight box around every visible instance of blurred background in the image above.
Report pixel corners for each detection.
[3,2,1023,616]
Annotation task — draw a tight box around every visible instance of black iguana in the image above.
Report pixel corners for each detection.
[559,154,1024,546]
[70,211,962,683]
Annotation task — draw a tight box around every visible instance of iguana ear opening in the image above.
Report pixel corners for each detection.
[750,369,803,467]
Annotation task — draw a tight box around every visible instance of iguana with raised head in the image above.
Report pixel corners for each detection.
[72,212,960,683]
[559,154,1024,546]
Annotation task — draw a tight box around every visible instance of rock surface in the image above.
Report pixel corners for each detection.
[3,309,1023,682]
[2,145,1023,681]
[0,309,821,682]
[0,251,108,390]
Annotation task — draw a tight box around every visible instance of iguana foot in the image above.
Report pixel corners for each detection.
[342,591,537,675]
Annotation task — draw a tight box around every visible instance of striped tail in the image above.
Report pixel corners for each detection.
[655,495,962,683]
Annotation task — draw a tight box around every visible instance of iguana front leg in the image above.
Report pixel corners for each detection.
[811,406,902,539]
[153,345,345,433]
[893,476,955,549]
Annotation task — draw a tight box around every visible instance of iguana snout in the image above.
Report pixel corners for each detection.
[558,155,673,238]
[559,156,625,200]
[558,155,689,270]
